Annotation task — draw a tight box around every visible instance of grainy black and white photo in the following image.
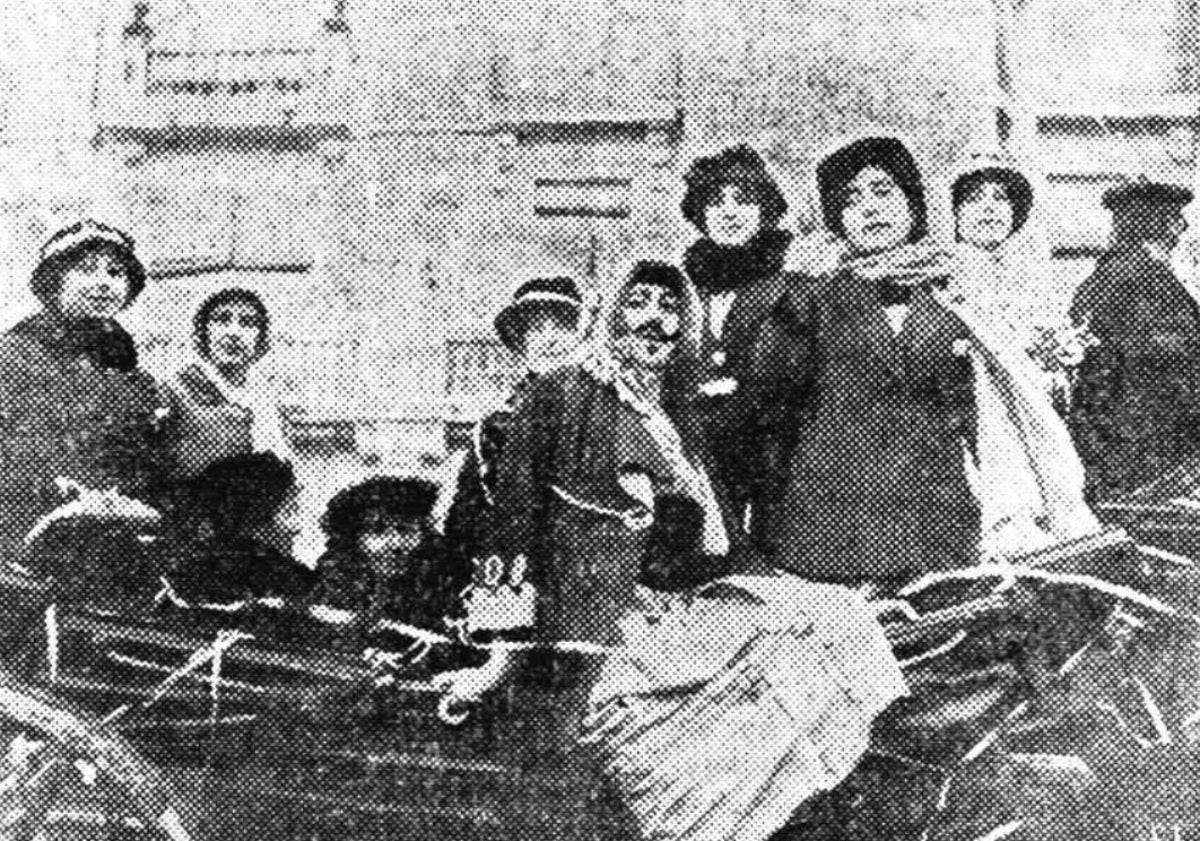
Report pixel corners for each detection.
[1,1,1200,838]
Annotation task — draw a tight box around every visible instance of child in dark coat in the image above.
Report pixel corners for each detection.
[311,477,471,640]
[170,452,315,606]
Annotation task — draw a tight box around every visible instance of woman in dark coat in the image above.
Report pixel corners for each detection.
[680,144,795,520]
[1068,180,1200,502]
[443,276,584,569]
[0,221,173,599]
[737,136,980,590]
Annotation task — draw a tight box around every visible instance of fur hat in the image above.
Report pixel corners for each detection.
[681,144,788,233]
[950,152,1035,236]
[189,453,296,535]
[321,476,439,544]
[31,220,147,309]
[494,276,583,353]
[816,137,927,243]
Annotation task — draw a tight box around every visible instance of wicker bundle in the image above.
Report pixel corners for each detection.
[580,576,907,841]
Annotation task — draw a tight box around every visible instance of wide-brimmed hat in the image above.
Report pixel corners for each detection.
[1102,178,1193,212]
[494,276,583,352]
[31,220,147,308]
[816,136,927,243]
[950,152,1035,235]
[680,144,788,233]
[320,476,438,543]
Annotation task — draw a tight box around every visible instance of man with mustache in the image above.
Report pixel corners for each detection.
[432,262,742,838]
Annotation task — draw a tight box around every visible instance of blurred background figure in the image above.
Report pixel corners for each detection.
[948,151,1037,339]
[678,144,798,523]
[1069,178,1200,503]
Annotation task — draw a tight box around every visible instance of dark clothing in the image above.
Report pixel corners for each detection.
[171,535,315,605]
[310,534,468,633]
[1069,244,1200,500]
[684,229,793,391]
[737,269,980,587]
[0,311,173,566]
[443,377,534,567]
[490,365,742,645]
[684,230,797,519]
[164,363,255,479]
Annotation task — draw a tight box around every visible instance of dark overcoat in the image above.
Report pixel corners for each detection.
[734,269,980,588]
[489,364,743,646]
[0,312,172,567]
[443,377,534,567]
[1069,244,1200,500]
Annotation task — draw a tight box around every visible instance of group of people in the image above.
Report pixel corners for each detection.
[1,132,1198,838]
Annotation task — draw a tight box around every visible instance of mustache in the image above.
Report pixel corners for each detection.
[630,321,679,343]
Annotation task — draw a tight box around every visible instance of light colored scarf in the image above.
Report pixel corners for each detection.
[844,243,1101,558]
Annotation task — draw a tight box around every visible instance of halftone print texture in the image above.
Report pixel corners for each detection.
[1,1,1200,839]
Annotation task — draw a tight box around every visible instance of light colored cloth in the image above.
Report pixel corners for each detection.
[188,358,291,459]
[938,289,1101,557]
[948,242,1063,351]
[844,243,1100,557]
[582,574,906,841]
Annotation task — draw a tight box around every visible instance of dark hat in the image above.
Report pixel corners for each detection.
[624,260,689,296]
[494,276,582,353]
[816,137,928,243]
[680,144,788,233]
[190,453,297,534]
[951,160,1035,235]
[31,220,147,308]
[320,476,439,543]
[1102,178,1194,212]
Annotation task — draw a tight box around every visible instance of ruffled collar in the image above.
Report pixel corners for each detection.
[683,229,793,295]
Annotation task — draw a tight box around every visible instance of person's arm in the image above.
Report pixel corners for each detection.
[432,377,566,706]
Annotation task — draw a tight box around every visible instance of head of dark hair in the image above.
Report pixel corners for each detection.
[189,452,296,537]
[192,288,271,361]
[320,476,439,551]
[816,136,927,244]
[681,144,788,234]
[950,167,1034,238]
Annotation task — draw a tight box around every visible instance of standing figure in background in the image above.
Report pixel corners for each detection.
[0,221,173,597]
[167,288,290,478]
[1069,179,1200,502]
[679,144,797,527]
[947,151,1038,343]
[443,276,583,567]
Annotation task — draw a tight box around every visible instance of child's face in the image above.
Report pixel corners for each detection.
[357,512,423,570]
